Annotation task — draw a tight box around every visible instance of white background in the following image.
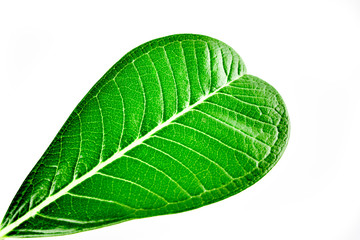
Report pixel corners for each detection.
[0,0,359,239]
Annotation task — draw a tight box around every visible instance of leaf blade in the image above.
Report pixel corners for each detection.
[0,34,289,238]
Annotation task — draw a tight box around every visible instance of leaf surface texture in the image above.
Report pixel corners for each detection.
[0,34,289,238]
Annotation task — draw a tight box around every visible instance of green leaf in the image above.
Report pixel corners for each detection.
[0,34,289,238]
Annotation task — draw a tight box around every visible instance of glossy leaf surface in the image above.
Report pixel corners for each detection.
[0,34,289,238]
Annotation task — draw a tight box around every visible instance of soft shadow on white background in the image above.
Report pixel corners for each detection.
[0,0,359,239]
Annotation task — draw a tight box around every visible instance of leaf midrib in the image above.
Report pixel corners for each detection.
[0,74,243,238]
